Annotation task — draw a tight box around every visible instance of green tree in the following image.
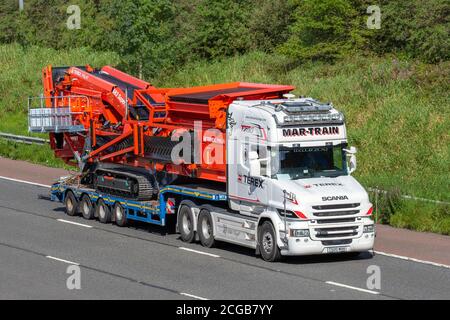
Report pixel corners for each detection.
[0,1,21,44]
[57,0,110,50]
[0,0,63,47]
[99,0,176,79]
[372,0,449,63]
[177,0,253,60]
[0,0,107,49]
[279,0,367,61]
[247,0,295,52]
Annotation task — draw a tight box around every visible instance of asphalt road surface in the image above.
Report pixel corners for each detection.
[0,178,449,300]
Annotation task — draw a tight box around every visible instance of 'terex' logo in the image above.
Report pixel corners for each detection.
[238,175,264,188]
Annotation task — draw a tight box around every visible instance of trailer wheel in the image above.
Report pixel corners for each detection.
[197,209,215,248]
[258,221,281,262]
[96,199,111,223]
[179,205,195,243]
[113,202,127,227]
[64,191,78,216]
[80,195,94,220]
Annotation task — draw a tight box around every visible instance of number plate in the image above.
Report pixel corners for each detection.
[325,246,350,254]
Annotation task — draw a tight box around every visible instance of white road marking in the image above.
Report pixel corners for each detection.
[375,251,450,269]
[57,219,93,228]
[0,176,51,188]
[179,247,220,258]
[46,255,80,265]
[326,281,380,295]
[179,292,209,300]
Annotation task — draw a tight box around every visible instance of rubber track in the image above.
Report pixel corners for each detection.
[95,168,154,200]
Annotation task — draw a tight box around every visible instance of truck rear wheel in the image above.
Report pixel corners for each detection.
[258,221,281,262]
[80,194,94,220]
[64,191,78,216]
[197,209,215,248]
[113,202,127,227]
[179,205,195,243]
[96,199,111,223]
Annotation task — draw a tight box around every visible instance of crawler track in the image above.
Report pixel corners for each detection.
[94,168,154,200]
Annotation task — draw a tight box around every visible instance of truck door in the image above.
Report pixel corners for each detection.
[227,107,268,214]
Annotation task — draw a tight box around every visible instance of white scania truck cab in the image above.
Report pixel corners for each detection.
[219,96,375,261]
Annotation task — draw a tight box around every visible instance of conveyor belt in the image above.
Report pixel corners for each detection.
[92,71,141,100]
[91,71,165,120]
[169,87,262,104]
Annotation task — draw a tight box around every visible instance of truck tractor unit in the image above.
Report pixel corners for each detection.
[29,65,375,261]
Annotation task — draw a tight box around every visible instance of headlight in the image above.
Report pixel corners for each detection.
[290,229,310,237]
[363,224,375,233]
[276,209,298,219]
[276,208,307,219]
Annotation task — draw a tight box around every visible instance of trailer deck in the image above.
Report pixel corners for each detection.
[51,181,227,226]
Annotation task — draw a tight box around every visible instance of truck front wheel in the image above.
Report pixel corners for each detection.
[179,205,195,243]
[258,221,281,262]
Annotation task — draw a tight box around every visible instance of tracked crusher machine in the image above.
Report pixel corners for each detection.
[29,65,294,199]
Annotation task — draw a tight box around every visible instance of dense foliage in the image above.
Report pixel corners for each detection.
[1,0,448,77]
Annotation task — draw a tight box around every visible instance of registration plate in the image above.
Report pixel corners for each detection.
[325,246,350,254]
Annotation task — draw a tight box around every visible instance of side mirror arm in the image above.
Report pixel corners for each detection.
[344,146,357,174]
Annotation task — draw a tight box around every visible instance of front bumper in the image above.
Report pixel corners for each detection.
[280,232,375,256]
[278,220,375,256]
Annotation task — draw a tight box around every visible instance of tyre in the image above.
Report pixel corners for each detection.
[258,221,281,262]
[96,199,111,223]
[113,202,127,227]
[79,194,95,220]
[197,209,215,248]
[64,190,78,216]
[178,204,195,243]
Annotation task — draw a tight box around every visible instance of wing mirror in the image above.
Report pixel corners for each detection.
[343,146,357,174]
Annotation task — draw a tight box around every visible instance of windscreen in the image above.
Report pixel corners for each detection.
[273,144,347,179]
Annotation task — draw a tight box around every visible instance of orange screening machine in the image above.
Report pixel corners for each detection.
[31,65,293,196]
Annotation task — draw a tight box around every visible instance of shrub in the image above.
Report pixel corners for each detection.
[176,0,253,61]
[372,0,450,63]
[247,0,295,52]
[278,0,368,61]
[370,188,403,224]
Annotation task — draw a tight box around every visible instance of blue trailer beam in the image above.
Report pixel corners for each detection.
[50,182,227,227]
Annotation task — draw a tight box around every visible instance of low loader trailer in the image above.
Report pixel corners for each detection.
[31,65,375,262]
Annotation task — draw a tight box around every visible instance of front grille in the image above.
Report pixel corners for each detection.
[322,239,352,246]
[312,203,360,210]
[316,232,358,238]
[314,226,359,239]
[309,202,363,240]
[313,210,359,217]
[316,218,356,224]
[317,226,358,233]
